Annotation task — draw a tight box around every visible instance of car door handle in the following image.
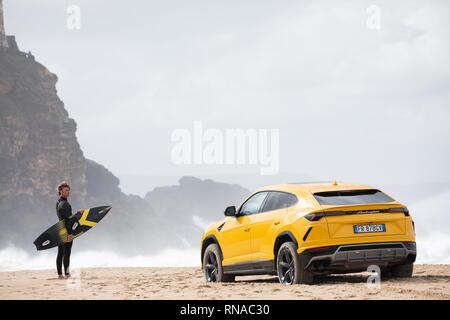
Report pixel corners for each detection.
[274,221,280,225]
[244,227,251,232]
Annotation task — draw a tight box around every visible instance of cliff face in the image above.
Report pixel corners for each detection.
[0,49,87,203]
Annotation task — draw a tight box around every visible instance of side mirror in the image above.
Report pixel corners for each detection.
[224,206,236,217]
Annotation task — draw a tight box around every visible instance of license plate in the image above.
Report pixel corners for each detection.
[353,224,386,233]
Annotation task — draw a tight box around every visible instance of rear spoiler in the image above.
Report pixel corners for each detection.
[304,207,409,221]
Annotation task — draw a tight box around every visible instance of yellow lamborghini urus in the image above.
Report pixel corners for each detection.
[200,182,416,285]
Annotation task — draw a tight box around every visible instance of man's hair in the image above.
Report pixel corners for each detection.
[57,181,71,196]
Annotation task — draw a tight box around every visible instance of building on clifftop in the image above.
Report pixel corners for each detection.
[0,1,19,51]
[0,0,9,48]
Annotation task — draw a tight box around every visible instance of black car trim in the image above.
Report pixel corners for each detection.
[201,235,221,265]
[301,241,417,270]
[337,243,404,252]
[223,259,275,275]
[303,227,313,241]
[217,222,226,232]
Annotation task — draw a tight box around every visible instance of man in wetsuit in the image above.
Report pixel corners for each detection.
[56,182,75,279]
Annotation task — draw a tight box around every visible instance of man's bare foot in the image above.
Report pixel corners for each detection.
[58,274,65,279]
[65,274,71,279]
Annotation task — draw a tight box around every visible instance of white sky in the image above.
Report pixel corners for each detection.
[4,0,450,195]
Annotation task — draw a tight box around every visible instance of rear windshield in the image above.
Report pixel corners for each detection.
[313,189,395,205]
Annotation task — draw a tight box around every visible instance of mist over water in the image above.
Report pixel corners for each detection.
[0,246,199,272]
[409,191,450,264]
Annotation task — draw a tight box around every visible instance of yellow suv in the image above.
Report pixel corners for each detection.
[200,182,416,284]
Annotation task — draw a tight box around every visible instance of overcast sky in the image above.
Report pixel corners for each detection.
[4,0,450,195]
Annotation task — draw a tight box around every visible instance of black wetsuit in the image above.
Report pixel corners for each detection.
[56,196,73,276]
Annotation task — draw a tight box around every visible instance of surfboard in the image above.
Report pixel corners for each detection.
[33,206,112,251]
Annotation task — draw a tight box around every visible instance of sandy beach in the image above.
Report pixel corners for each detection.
[0,264,449,300]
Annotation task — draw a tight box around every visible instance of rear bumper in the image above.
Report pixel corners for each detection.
[300,242,417,272]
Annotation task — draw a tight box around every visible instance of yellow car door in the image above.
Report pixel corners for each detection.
[220,192,268,266]
[248,192,297,261]
[220,216,251,266]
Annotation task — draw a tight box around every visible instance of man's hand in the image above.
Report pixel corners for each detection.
[67,234,74,242]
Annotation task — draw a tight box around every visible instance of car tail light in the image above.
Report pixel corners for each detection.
[304,212,325,221]
[305,207,410,220]
[403,242,416,251]
[388,207,410,216]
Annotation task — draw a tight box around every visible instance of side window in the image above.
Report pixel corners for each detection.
[261,192,298,213]
[286,193,298,207]
[239,192,268,216]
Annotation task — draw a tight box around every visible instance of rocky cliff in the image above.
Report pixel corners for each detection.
[0,49,87,202]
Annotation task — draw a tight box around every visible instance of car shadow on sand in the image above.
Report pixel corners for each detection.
[235,274,450,284]
[235,274,368,284]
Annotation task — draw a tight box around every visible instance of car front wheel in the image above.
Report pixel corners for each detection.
[203,243,235,283]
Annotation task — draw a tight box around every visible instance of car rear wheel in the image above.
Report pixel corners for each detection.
[203,244,235,283]
[391,262,414,278]
[381,267,392,278]
[277,242,314,285]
